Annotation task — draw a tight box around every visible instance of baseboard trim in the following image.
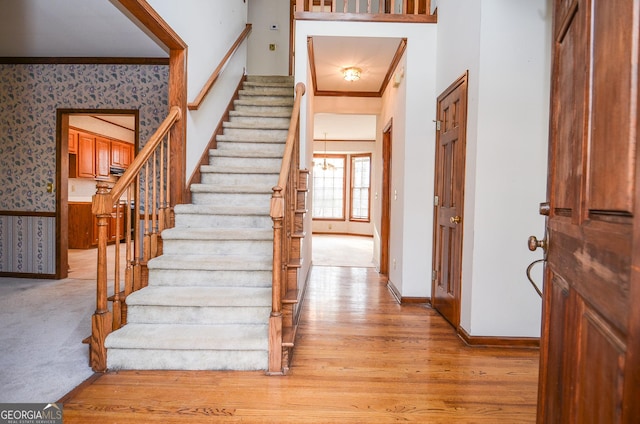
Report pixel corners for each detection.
[386,280,401,303]
[0,272,56,279]
[457,326,540,349]
[386,280,429,305]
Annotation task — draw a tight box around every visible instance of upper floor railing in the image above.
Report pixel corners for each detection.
[295,0,435,22]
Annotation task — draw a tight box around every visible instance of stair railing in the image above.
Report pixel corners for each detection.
[269,82,307,375]
[89,105,182,372]
[295,0,433,17]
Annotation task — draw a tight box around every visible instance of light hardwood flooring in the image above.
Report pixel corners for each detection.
[61,266,539,423]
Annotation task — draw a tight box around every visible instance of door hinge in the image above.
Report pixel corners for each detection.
[432,270,437,281]
[434,195,439,206]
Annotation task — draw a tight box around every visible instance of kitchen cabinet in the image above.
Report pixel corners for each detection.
[69,202,126,249]
[95,137,111,180]
[69,128,134,180]
[69,129,78,154]
[111,140,133,168]
[77,134,96,178]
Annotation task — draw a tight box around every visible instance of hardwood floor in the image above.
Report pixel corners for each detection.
[61,266,539,423]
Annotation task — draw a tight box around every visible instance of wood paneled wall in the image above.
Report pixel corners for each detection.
[0,214,56,276]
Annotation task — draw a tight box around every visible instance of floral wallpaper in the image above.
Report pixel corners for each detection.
[0,63,169,212]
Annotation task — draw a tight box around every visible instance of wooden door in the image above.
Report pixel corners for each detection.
[537,1,640,421]
[432,72,467,328]
[380,120,392,276]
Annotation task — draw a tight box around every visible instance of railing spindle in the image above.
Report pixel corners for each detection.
[151,151,158,258]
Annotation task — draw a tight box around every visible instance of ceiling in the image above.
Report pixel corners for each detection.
[308,36,406,96]
[0,0,167,58]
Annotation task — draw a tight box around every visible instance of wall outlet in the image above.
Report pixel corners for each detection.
[270,24,279,30]
[269,44,276,51]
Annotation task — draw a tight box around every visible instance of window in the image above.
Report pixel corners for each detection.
[312,155,346,219]
[350,154,371,221]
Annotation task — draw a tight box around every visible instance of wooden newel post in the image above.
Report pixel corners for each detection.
[90,182,114,372]
[268,187,285,374]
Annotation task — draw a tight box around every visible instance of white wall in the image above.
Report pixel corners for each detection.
[295,21,437,298]
[436,0,551,337]
[147,0,248,180]
[247,0,291,76]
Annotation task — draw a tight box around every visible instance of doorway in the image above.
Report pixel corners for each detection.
[56,109,138,279]
[380,119,392,277]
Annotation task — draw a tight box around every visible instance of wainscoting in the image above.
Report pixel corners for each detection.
[0,213,55,276]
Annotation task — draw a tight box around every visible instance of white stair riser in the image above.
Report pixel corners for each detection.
[209,156,282,169]
[127,305,271,325]
[190,192,272,207]
[175,213,271,228]
[235,98,293,107]
[148,269,272,287]
[107,349,268,371]
[200,172,278,186]
[228,116,290,127]
[162,239,272,256]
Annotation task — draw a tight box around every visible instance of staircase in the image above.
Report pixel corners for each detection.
[104,75,295,371]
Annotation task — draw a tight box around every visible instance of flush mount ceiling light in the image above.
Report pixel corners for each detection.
[342,67,362,82]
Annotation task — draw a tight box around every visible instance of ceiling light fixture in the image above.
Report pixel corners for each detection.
[343,67,362,82]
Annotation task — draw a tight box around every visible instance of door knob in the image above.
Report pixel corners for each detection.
[450,215,461,224]
[528,235,547,252]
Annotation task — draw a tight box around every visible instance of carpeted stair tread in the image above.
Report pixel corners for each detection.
[199,164,280,174]
[189,183,273,194]
[105,323,268,351]
[238,89,293,97]
[161,227,272,240]
[126,286,271,307]
[209,148,283,158]
[223,120,290,130]
[216,134,286,144]
[229,109,292,118]
[245,75,294,83]
[147,254,272,271]
[242,80,294,88]
[174,203,269,215]
[234,98,293,107]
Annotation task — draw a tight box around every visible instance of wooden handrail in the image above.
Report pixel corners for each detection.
[187,24,252,111]
[110,106,182,202]
[272,83,306,205]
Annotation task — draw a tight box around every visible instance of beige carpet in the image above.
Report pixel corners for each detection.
[312,234,375,268]
[0,245,124,403]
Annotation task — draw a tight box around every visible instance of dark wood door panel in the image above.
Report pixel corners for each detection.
[539,0,639,421]
[589,0,637,214]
